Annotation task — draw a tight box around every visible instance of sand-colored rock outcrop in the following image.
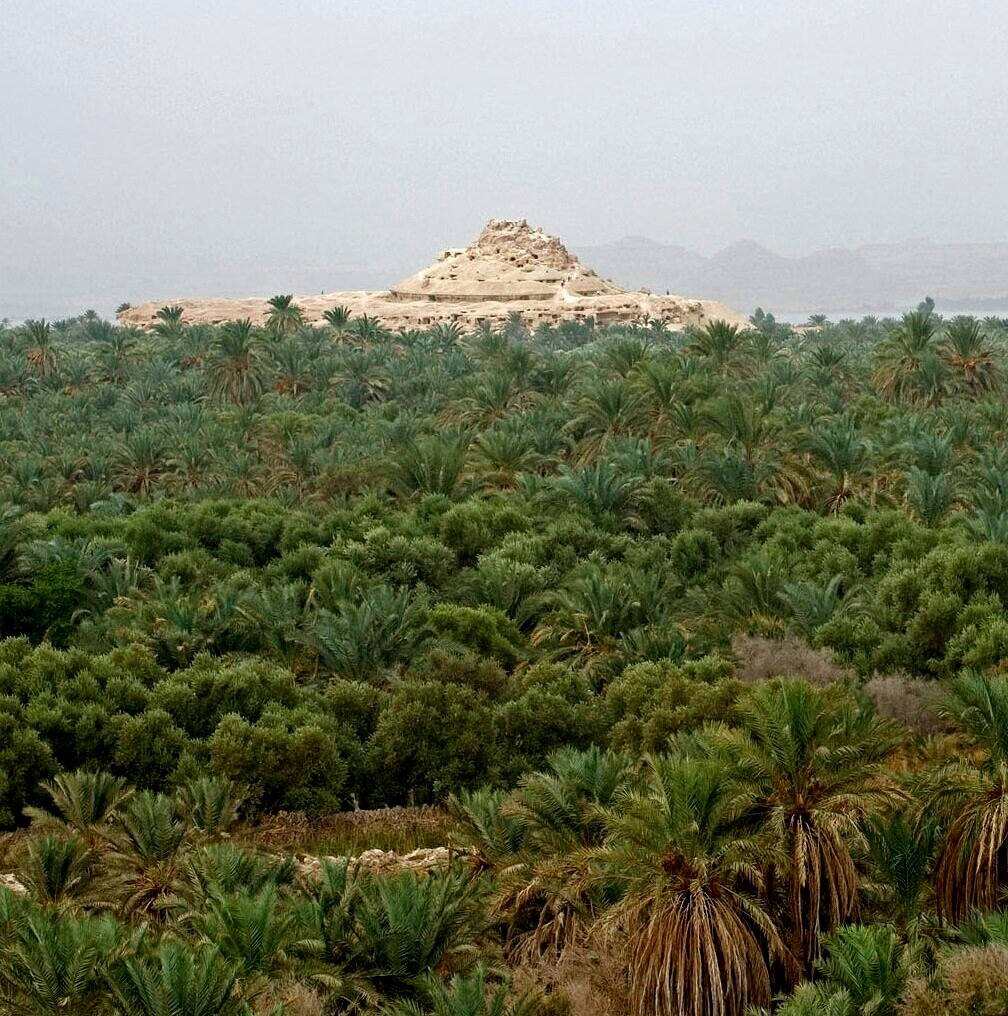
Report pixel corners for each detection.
[295,846,475,880]
[118,219,745,332]
[1,872,27,896]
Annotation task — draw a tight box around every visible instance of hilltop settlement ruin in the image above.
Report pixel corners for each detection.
[118,218,745,331]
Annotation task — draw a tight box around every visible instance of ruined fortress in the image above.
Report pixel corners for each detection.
[118,219,744,331]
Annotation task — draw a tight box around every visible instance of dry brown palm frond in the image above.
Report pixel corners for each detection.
[493,854,596,964]
[781,815,859,972]
[926,674,1008,923]
[510,941,633,1016]
[600,883,783,1016]
[931,761,1008,922]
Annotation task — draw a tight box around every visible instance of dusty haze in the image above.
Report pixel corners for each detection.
[3,1,1007,319]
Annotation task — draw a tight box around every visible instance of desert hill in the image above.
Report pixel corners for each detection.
[117,219,745,331]
[577,236,1008,314]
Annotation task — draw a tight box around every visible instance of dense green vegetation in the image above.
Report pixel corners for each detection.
[4,303,1008,1013]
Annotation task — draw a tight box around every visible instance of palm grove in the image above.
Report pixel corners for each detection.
[2,301,1008,1014]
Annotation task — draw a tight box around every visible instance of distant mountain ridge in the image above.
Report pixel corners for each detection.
[575,237,1008,314]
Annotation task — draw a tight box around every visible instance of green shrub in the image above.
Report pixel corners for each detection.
[604,658,741,752]
[426,603,525,666]
[114,708,191,788]
[0,708,56,825]
[0,562,81,644]
[369,681,498,804]
[150,656,301,738]
[409,646,509,699]
[206,706,350,814]
[438,501,530,562]
[493,665,601,782]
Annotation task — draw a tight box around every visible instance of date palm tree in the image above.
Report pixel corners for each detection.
[941,315,1000,396]
[598,336,651,377]
[107,940,244,1016]
[720,679,901,977]
[23,770,131,848]
[873,311,941,403]
[631,358,683,439]
[531,352,581,399]
[322,304,352,338]
[513,747,630,858]
[308,583,429,681]
[0,350,28,394]
[169,436,218,492]
[590,753,785,1016]
[432,321,464,347]
[686,319,746,372]
[801,417,874,513]
[482,748,630,961]
[0,506,25,582]
[151,304,185,340]
[926,670,1008,922]
[16,833,109,912]
[175,776,243,840]
[768,924,909,1016]
[471,426,538,490]
[750,330,788,370]
[863,811,938,937]
[351,313,382,345]
[571,378,645,463]
[264,294,303,338]
[448,787,529,870]
[777,573,848,638]
[270,338,313,395]
[449,372,528,427]
[388,433,470,499]
[195,886,302,1007]
[718,549,789,631]
[108,791,187,920]
[905,429,953,476]
[807,343,849,388]
[178,842,295,909]
[23,319,59,377]
[549,462,641,526]
[689,444,782,506]
[705,393,775,465]
[905,465,956,525]
[207,319,267,405]
[0,909,126,1015]
[113,430,167,496]
[332,347,390,407]
[304,863,486,1001]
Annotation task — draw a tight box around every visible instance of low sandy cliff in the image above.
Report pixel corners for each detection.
[118,219,746,331]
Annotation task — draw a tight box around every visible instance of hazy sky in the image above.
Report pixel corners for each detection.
[3,0,1008,318]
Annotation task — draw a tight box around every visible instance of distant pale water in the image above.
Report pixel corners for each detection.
[773,306,1008,324]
